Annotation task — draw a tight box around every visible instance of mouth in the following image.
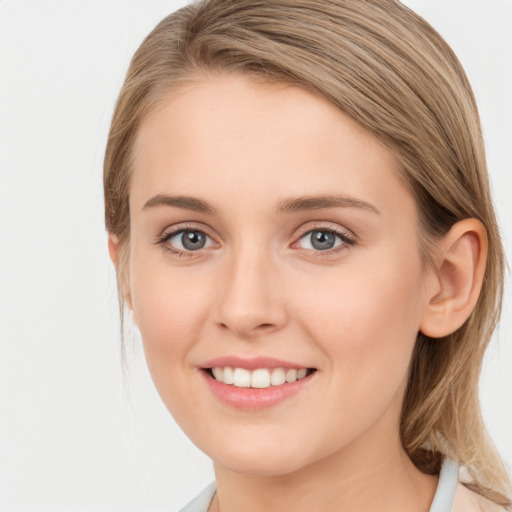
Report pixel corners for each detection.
[199,357,318,409]
[203,366,317,389]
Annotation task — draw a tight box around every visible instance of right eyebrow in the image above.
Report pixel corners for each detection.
[142,194,216,214]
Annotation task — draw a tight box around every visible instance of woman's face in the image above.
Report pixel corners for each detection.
[126,74,433,476]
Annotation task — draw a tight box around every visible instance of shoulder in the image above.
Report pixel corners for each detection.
[178,482,216,512]
[453,483,509,512]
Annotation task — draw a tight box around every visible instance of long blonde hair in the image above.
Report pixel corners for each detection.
[104,0,510,505]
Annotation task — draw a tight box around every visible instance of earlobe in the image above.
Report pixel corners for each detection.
[420,219,487,338]
[107,233,135,313]
[108,233,120,267]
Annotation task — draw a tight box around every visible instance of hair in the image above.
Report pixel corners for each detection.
[104,0,510,506]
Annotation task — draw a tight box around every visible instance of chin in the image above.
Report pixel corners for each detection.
[199,436,319,477]
[215,452,309,477]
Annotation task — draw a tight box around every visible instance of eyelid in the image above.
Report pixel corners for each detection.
[157,222,215,240]
[155,221,356,257]
[155,222,218,257]
[292,222,356,254]
[294,221,355,239]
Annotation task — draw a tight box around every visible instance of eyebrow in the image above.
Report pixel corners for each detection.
[143,194,216,214]
[277,194,380,215]
[142,193,379,215]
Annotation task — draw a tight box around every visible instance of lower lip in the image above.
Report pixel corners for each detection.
[201,370,316,410]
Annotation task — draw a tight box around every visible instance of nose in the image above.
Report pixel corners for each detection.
[214,247,288,339]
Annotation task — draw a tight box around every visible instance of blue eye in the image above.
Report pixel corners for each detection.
[159,229,213,254]
[157,226,354,257]
[298,229,353,251]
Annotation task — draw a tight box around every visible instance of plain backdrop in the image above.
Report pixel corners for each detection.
[0,1,511,510]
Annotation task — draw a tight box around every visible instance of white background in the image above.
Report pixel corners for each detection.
[0,1,511,510]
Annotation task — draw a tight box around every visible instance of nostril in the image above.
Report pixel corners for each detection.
[217,319,281,338]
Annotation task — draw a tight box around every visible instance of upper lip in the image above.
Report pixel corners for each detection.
[201,356,315,371]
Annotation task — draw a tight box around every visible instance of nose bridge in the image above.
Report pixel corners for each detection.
[215,240,287,337]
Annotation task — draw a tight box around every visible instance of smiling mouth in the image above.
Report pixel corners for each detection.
[204,367,317,389]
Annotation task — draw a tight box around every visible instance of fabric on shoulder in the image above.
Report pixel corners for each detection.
[178,481,216,512]
[429,459,459,512]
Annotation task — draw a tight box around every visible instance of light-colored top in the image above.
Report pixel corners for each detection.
[179,481,217,512]
[430,459,459,512]
[179,458,462,512]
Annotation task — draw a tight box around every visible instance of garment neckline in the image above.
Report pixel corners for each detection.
[429,459,459,512]
[179,458,459,512]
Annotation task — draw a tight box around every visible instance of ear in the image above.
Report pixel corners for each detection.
[108,233,134,313]
[108,233,120,267]
[419,218,487,338]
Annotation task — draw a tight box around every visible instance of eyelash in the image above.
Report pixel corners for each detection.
[156,224,215,258]
[293,226,355,258]
[155,223,356,259]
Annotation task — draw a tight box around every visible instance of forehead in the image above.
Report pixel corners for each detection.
[130,74,414,221]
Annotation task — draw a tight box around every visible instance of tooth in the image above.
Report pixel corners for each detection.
[251,368,271,388]
[216,366,307,387]
[297,368,307,380]
[233,368,251,388]
[223,367,234,385]
[212,367,224,382]
[285,369,298,383]
[270,368,286,386]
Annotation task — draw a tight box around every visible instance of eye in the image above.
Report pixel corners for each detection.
[297,228,354,252]
[158,228,214,255]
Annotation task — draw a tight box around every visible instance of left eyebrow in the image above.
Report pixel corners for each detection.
[277,194,380,215]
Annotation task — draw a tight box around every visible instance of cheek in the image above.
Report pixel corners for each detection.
[293,251,425,393]
[129,268,218,430]
[129,259,213,383]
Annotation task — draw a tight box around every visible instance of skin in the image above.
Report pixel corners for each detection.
[112,74,487,511]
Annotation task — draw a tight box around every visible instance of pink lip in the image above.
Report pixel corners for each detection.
[200,367,316,410]
[201,356,313,371]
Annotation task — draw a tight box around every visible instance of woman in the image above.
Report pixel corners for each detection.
[104,1,511,510]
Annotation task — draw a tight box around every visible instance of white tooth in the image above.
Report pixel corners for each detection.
[270,368,286,386]
[297,368,307,380]
[251,368,271,389]
[212,367,224,382]
[233,368,251,388]
[223,367,234,385]
[285,368,298,383]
